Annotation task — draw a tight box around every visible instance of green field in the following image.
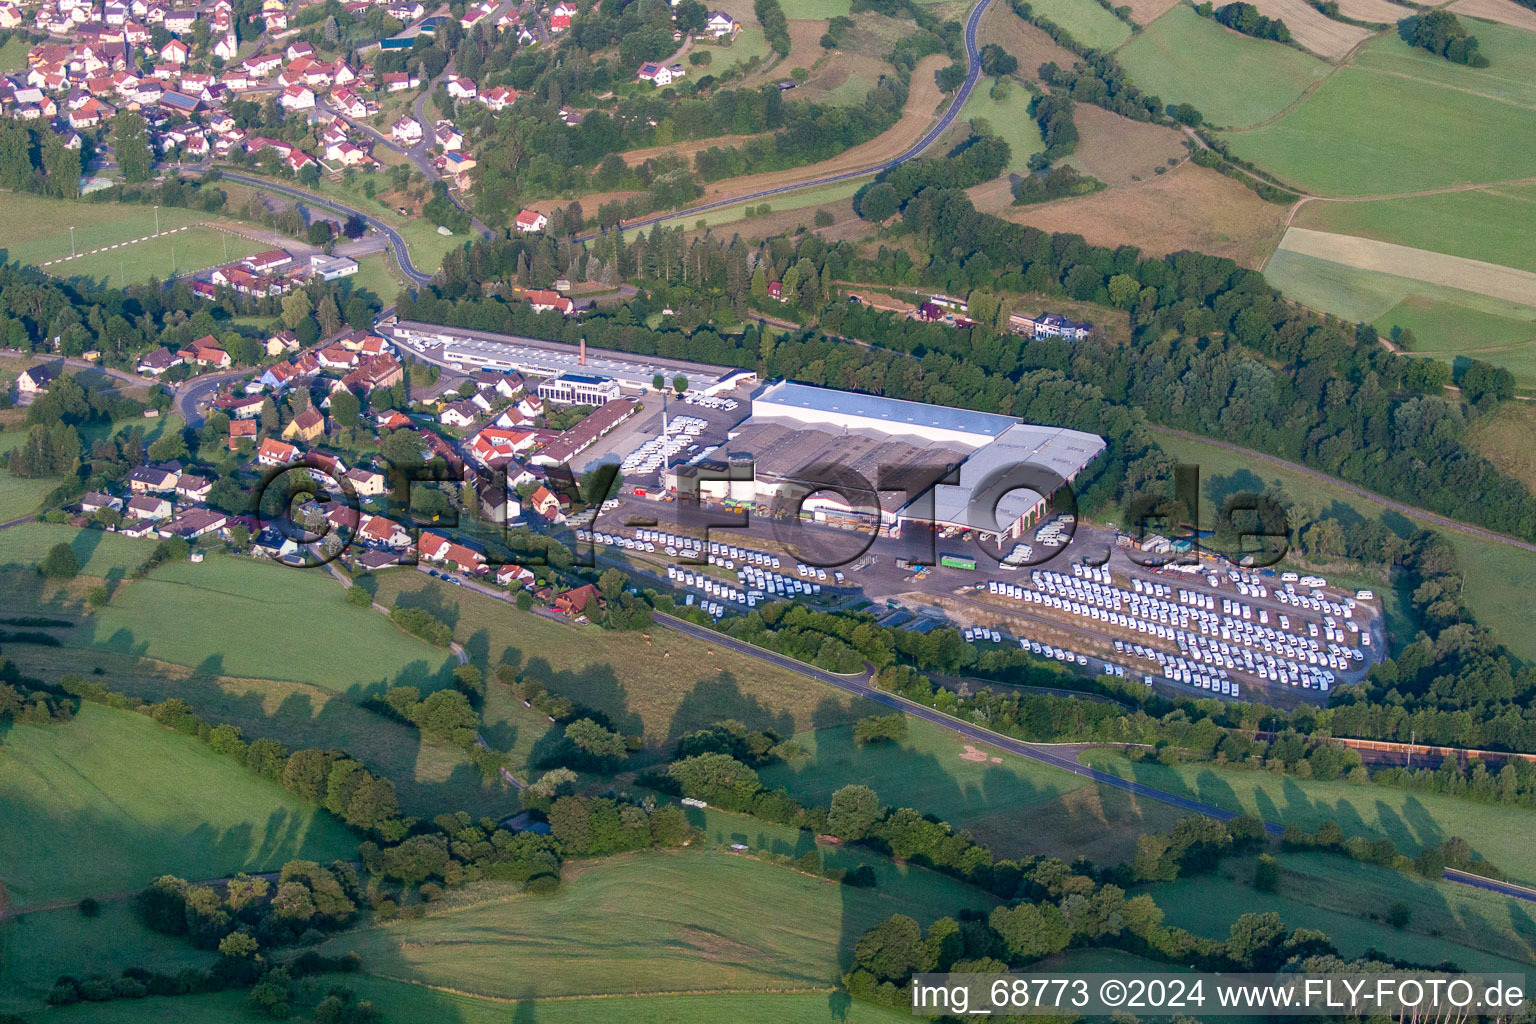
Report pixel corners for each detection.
[1148,426,1536,660]
[368,569,880,756]
[0,522,157,578]
[1224,65,1536,196]
[717,25,774,74]
[30,984,912,1024]
[1083,750,1536,885]
[0,702,355,908]
[1263,246,1536,323]
[1024,0,1131,48]
[0,432,64,523]
[1144,850,1536,973]
[0,900,217,1014]
[1353,22,1536,110]
[342,251,406,306]
[321,849,990,999]
[0,192,211,268]
[960,80,1047,174]
[654,178,868,233]
[760,717,1187,864]
[1,642,513,821]
[1468,400,1536,495]
[0,36,27,73]
[1373,296,1536,386]
[1118,6,1329,128]
[1296,187,1536,276]
[78,555,458,695]
[780,0,854,15]
[54,226,265,287]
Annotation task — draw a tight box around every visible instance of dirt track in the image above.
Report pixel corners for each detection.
[696,54,950,203]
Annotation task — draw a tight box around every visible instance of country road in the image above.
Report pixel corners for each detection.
[571,0,996,242]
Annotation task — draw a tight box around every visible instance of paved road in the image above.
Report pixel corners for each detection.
[214,171,436,286]
[571,0,996,243]
[1157,426,1536,556]
[176,368,248,428]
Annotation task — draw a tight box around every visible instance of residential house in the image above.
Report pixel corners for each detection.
[513,208,547,233]
[126,493,172,520]
[555,583,599,616]
[417,530,487,570]
[228,419,257,449]
[341,354,403,392]
[478,85,517,111]
[256,437,300,466]
[280,84,315,110]
[282,407,325,442]
[265,329,299,356]
[135,347,183,375]
[439,399,482,429]
[705,10,739,37]
[497,563,535,588]
[159,507,228,539]
[344,467,387,496]
[79,491,123,513]
[127,464,179,492]
[636,63,673,87]
[16,364,55,394]
[175,473,212,501]
[179,335,230,368]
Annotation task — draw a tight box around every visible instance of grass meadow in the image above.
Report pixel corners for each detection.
[760,716,1188,864]
[24,984,912,1024]
[0,900,217,1015]
[959,79,1047,174]
[1147,426,1536,660]
[321,849,990,1000]
[366,568,881,758]
[1117,6,1329,127]
[0,702,355,908]
[1024,0,1131,48]
[1082,750,1536,885]
[1468,400,1536,494]
[77,554,458,694]
[1142,849,1536,973]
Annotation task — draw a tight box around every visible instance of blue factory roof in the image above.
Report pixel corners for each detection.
[755,380,1018,439]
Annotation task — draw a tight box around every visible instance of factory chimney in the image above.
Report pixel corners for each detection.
[578,337,586,365]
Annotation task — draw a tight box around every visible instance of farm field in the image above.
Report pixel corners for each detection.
[957,80,1045,174]
[367,568,881,751]
[976,2,1075,74]
[1143,850,1536,973]
[1331,0,1412,20]
[1451,0,1536,29]
[320,850,992,999]
[779,0,853,16]
[1144,426,1536,659]
[76,554,458,694]
[0,702,356,908]
[1276,227,1536,308]
[1352,23,1536,109]
[759,717,1190,864]
[1468,401,1536,493]
[1223,66,1536,196]
[1244,0,1371,58]
[0,441,66,523]
[1261,247,1536,324]
[1082,750,1536,886]
[1000,162,1290,267]
[1,641,512,820]
[1024,0,1132,48]
[1292,185,1536,276]
[1064,104,1187,187]
[0,901,217,1015]
[1117,6,1330,128]
[0,192,208,267]
[50,226,265,287]
[654,178,868,234]
[1373,296,1536,386]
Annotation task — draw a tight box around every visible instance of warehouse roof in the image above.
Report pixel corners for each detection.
[753,380,1017,442]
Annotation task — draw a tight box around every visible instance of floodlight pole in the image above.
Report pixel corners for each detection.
[69,226,75,257]
[154,204,160,235]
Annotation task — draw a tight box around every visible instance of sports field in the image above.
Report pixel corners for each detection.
[0,702,356,908]
[760,717,1188,864]
[1293,185,1536,276]
[1083,750,1536,885]
[1117,6,1330,128]
[49,226,265,286]
[1025,0,1131,48]
[1144,850,1536,973]
[321,850,991,999]
[1224,64,1536,195]
[78,554,459,694]
[0,193,209,268]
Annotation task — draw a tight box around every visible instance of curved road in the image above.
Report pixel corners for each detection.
[572,0,996,242]
[647,610,1536,904]
[215,171,436,287]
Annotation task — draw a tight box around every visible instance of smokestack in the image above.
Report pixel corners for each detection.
[578,337,586,366]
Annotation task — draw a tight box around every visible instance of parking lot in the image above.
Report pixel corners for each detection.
[579,494,1383,708]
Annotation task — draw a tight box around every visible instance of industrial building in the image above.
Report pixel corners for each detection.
[537,373,622,406]
[668,381,1105,540]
